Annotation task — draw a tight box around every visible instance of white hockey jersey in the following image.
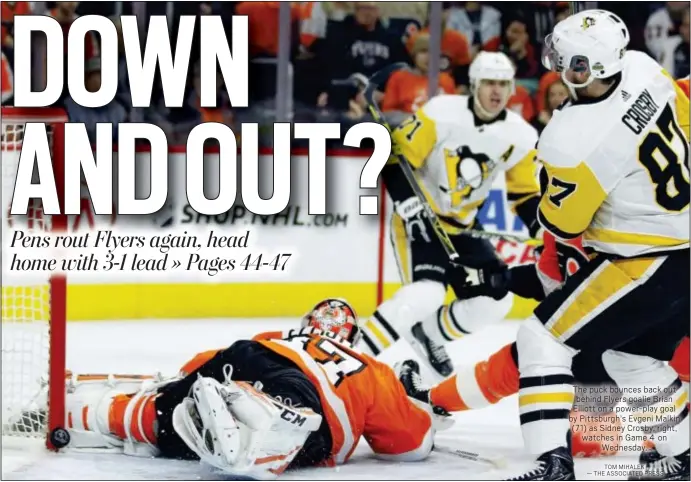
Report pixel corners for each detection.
[391,95,540,232]
[537,51,690,258]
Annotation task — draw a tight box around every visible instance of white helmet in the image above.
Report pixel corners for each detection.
[542,9,629,92]
[469,51,516,88]
[468,52,516,117]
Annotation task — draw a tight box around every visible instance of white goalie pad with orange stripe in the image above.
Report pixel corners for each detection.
[62,372,173,456]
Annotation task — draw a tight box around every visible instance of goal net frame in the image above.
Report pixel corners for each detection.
[2,106,68,450]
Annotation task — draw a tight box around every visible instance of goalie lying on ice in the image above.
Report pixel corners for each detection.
[45,299,445,479]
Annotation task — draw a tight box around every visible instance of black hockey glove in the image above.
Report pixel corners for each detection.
[513,194,542,238]
[451,263,510,301]
[505,263,546,301]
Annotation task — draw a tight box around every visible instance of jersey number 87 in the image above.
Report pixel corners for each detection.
[638,104,690,212]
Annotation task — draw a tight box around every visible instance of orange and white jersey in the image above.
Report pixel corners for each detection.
[179,327,434,466]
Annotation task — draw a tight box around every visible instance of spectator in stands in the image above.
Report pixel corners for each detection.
[535,70,559,113]
[382,33,455,122]
[407,8,471,92]
[48,2,101,99]
[157,60,235,142]
[518,1,568,48]
[191,61,234,127]
[506,82,535,122]
[660,8,690,79]
[314,1,408,112]
[377,1,428,45]
[235,2,301,58]
[1,1,30,49]
[501,50,534,122]
[498,13,539,81]
[645,2,689,60]
[1,50,12,104]
[444,2,501,57]
[511,4,568,108]
[59,6,129,142]
[531,79,568,134]
[299,1,329,57]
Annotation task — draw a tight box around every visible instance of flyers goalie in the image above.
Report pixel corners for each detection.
[28,299,444,479]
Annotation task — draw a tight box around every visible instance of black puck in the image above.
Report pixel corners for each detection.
[49,427,70,449]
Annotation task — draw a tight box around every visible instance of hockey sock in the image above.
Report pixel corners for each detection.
[517,318,575,455]
[430,343,519,411]
[424,295,514,346]
[360,310,401,356]
[360,281,446,356]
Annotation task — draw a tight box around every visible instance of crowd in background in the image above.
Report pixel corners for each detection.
[1,1,689,146]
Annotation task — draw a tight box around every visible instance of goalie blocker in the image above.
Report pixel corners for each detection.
[35,300,445,479]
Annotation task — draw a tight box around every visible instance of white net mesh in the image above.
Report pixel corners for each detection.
[1,111,63,438]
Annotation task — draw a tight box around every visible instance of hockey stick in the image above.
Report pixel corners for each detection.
[361,64,462,266]
[360,65,542,253]
[433,444,507,469]
[458,228,542,247]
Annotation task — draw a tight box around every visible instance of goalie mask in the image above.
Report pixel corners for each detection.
[302,298,361,345]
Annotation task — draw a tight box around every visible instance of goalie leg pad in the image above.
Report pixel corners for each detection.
[172,374,322,480]
[63,373,172,456]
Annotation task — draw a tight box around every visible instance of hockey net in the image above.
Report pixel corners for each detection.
[1,107,68,449]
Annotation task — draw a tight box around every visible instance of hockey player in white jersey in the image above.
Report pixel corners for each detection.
[359,52,542,379]
[511,9,690,481]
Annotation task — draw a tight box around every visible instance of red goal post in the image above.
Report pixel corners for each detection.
[1,107,68,449]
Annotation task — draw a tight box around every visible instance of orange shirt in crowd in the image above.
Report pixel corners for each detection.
[299,1,325,49]
[407,28,472,67]
[535,71,560,113]
[506,84,535,122]
[1,51,12,103]
[382,69,455,113]
[236,2,302,57]
[1,1,31,46]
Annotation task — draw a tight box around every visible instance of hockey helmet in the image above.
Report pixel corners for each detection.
[468,51,516,114]
[468,51,516,86]
[302,298,362,345]
[542,10,629,91]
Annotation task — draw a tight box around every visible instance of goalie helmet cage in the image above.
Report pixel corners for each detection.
[1,107,68,450]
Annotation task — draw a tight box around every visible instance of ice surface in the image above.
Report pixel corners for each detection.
[2,318,640,479]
